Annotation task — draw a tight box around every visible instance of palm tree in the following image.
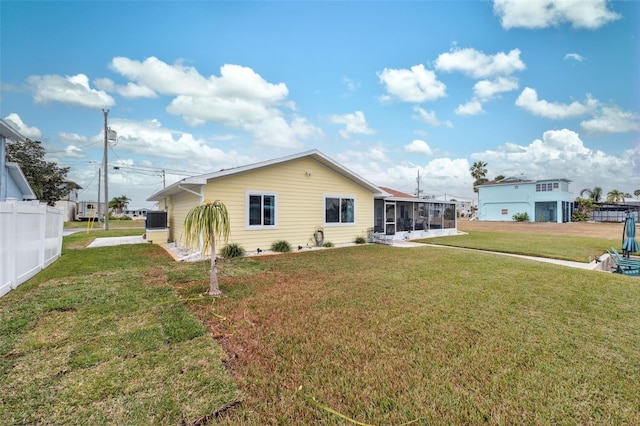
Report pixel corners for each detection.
[108,195,131,214]
[580,187,603,203]
[183,200,231,296]
[606,189,625,204]
[470,161,488,193]
[635,189,640,200]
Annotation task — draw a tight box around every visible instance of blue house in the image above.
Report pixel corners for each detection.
[0,119,36,202]
[476,177,573,223]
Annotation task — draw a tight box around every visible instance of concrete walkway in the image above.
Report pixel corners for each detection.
[86,235,146,248]
[390,240,607,271]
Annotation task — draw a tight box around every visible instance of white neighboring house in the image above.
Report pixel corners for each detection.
[1,119,64,298]
[0,119,36,202]
[476,177,573,222]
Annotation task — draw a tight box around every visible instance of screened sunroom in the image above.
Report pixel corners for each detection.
[373,193,457,240]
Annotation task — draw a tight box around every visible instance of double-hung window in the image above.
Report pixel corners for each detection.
[246,192,277,228]
[325,196,355,225]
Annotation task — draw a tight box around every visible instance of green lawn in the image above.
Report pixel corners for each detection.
[1,231,639,425]
[64,219,145,229]
[0,232,240,425]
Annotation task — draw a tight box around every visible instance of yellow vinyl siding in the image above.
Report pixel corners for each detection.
[169,190,201,247]
[199,157,374,253]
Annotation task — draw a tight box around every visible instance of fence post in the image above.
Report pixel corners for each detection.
[39,202,46,271]
[8,199,17,290]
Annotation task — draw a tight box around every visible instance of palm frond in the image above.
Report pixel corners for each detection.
[183,200,231,253]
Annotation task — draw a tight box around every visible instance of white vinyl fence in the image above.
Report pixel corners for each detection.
[1,200,64,297]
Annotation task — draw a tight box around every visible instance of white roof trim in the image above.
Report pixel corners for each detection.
[147,149,387,201]
[0,119,26,142]
[6,162,36,199]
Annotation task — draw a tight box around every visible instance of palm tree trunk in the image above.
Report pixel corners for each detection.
[208,230,222,296]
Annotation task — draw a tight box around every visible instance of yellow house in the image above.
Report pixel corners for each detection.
[147,150,387,254]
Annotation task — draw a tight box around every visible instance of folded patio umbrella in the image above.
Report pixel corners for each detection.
[622,213,639,256]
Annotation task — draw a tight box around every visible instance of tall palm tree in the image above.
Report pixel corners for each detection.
[184,200,231,296]
[108,195,131,214]
[606,189,625,204]
[470,161,488,192]
[580,187,603,203]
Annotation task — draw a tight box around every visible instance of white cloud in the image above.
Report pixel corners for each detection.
[474,76,519,100]
[337,148,475,200]
[435,47,525,79]
[412,106,453,128]
[378,64,447,103]
[455,99,485,116]
[564,53,585,62]
[494,0,621,30]
[404,140,434,155]
[117,82,158,99]
[341,139,634,202]
[94,78,115,92]
[454,76,519,116]
[330,111,375,139]
[27,73,115,108]
[111,57,288,101]
[581,106,640,134]
[515,87,598,119]
[105,118,255,166]
[63,145,86,159]
[4,113,42,139]
[342,77,359,92]
[109,57,320,148]
[58,132,91,145]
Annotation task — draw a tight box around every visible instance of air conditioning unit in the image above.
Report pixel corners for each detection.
[146,211,167,230]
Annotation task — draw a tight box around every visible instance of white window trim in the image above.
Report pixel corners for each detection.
[323,194,356,226]
[245,191,278,230]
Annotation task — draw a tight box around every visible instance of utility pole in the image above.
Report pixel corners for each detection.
[97,168,101,223]
[416,170,424,198]
[103,109,109,230]
[161,170,166,188]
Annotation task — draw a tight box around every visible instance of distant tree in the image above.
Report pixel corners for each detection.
[470,161,488,193]
[573,197,594,221]
[635,189,640,200]
[623,192,632,199]
[606,189,625,204]
[494,175,506,182]
[109,195,131,214]
[580,187,603,203]
[183,200,230,296]
[6,138,72,206]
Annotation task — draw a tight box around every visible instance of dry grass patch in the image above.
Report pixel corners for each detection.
[178,245,640,425]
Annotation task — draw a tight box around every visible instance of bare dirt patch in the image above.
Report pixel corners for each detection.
[457,219,624,239]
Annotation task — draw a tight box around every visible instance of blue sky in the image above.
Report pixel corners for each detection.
[1,0,638,209]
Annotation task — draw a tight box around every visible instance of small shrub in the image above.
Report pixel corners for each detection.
[354,236,367,244]
[512,212,530,222]
[323,241,334,248]
[119,215,133,221]
[271,240,291,253]
[221,243,245,258]
[572,211,589,222]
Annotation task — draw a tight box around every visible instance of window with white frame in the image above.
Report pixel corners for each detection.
[246,192,277,228]
[325,196,355,224]
[536,182,558,192]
